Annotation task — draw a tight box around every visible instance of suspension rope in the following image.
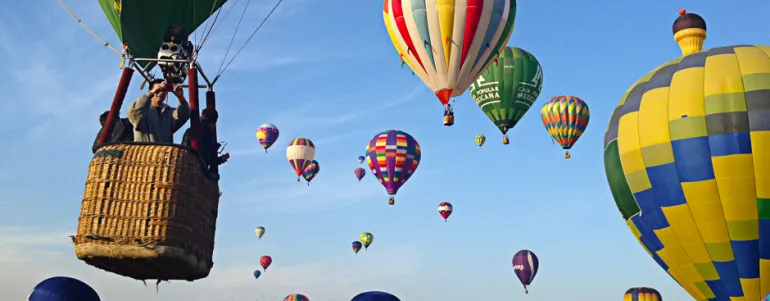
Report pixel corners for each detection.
[217,0,283,77]
[209,0,242,38]
[217,0,253,74]
[56,0,121,55]
[195,0,228,57]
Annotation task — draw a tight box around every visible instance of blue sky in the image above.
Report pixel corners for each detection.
[1,0,769,300]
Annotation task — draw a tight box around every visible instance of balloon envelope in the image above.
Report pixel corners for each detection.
[256,123,280,151]
[604,44,770,301]
[351,291,401,301]
[382,0,517,107]
[354,167,366,181]
[260,255,272,270]
[360,232,374,249]
[365,130,421,196]
[541,96,589,151]
[512,250,539,287]
[28,276,100,301]
[302,160,320,183]
[284,294,309,301]
[470,47,543,136]
[352,241,363,254]
[286,138,315,180]
[253,270,261,279]
[255,226,265,239]
[624,287,661,301]
[358,155,365,163]
[438,202,453,221]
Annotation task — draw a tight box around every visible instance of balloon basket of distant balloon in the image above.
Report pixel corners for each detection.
[74,143,221,281]
[442,114,454,126]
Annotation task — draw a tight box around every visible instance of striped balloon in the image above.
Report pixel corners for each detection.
[256,123,279,152]
[512,249,539,294]
[284,294,309,301]
[302,160,320,185]
[354,167,366,182]
[382,0,516,119]
[541,96,590,158]
[624,287,662,301]
[286,138,315,181]
[438,202,453,222]
[365,130,421,205]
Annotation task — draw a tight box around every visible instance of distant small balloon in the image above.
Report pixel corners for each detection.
[438,202,453,222]
[351,291,401,301]
[354,167,366,182]
[352,241,363,254]
[358,155,365,164]
[253,270,261,279]
[255,226,265,240]
[302,160,320,185]
[260,255,272,271]
[256,123,280,152]
[512,250,539,294]
[360,232,374,250]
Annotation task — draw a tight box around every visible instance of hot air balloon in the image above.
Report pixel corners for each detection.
[352,241,363,254]
[624,287,662,301]
[28,276,100,301]
[287,138,315,181]
[302,160,320,185]
[470,47,543,145]
[673,9,706,56]
[284,294,309,301]
[255,226,265,240]
[604,10,770,301]
[253,270,262,279]
[354,167,366,182]
[475,134,486,147]
[358,155,365,164]
[260,255,272,271]
[382,0,517,126]
[365,130,421,205]
[438,202,453,222]
[256,123,280,152]
[512,250,538,294]
[351,291,401,301]
[360,232,374,250]
[541,96,589,158]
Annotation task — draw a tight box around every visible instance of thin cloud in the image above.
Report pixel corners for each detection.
[0,225,421,301]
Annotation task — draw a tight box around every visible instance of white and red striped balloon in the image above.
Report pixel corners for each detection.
[438,202,453,222]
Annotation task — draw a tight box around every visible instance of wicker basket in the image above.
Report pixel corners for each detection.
[74,143,220,281]
[443,114,455,126]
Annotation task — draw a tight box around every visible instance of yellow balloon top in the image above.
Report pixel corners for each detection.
[673,9,707,56]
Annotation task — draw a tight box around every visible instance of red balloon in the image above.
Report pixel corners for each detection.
[260,255,272,270]
[438,202,453,222]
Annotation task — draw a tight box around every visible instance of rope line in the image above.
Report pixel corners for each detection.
[217,0,253,74]
[56,0,121,55]
[217,0,283,77]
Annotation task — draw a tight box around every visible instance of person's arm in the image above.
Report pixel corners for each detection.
[171,88,190,133]
[127,93,153,130]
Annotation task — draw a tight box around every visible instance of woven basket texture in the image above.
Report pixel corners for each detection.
[74,143,219,281]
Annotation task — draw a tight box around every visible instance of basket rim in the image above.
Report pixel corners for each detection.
[93,142,220,180]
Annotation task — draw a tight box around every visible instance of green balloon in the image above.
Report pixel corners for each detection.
[469,47,543,135]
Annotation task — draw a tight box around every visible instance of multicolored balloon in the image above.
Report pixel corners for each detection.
[302,160,320,185]
[382,0,517,124]
[365,130,421,205]
[284,294,309,301]
[512,250,539,294]
[28,277,100,301]
[605,12,770,301]
[352,241,363,254]
[255,226,265,240]
[253,270,261,279]
[358,155,365,164]
[624,287,661,301]
[360,232,374,250]
[260,255,272,271]
[470,47,543,145]
[438,202,453,222]
[351,291,401,301]
[256,123,280,152]
[475,134,486,147]
[286,138,315,181]
[354,167,366,182]
[541,96,589,158]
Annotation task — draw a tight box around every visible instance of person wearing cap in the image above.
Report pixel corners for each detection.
[182,108,230,173]
[127,79,190,143]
